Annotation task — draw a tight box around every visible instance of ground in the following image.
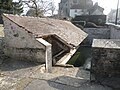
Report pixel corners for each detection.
[0,24,4,37]
[0,58,112,90]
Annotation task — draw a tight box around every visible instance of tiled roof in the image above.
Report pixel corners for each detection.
[3,14,88,47]
[88,3,104,14]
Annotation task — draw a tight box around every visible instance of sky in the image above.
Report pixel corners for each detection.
[92,0,119,15]
[54,0,120,15]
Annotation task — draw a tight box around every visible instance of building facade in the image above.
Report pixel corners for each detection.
[108,9,120,23]
[58,0,93,18]
[70,4,89,18]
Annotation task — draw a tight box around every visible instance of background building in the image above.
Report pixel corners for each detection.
[108,9,120,23]
[58,0,93,18]
[58,0,104,18]
[88,3,104,15]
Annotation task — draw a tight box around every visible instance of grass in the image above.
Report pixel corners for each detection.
[67,52,80,65]
[0,24,4,37]
[67,47,92,67]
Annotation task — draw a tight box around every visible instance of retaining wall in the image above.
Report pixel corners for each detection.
[82,27,110,45]
[110,24,120,39]
[92,39,120,80]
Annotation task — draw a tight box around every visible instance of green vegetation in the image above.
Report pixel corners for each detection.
[0,0,23,15]
[67,47,91,67]
[67,52,80,65]
[12,0,23,15]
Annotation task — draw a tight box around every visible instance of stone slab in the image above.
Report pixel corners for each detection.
[92,39,120,49]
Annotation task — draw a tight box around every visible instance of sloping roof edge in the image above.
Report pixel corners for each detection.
[3,14,75,48]
[3,14,77,48]
[3,14,34,35]
[3,14,88,47]
[39,34,74,49]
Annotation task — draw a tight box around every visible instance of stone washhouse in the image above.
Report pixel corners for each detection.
[2,14,88,72]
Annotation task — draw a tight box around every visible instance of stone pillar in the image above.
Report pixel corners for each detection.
[36,38,52,73]
[45,44,52,73]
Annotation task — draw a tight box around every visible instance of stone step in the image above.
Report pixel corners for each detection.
[30,66,90,87]
[30,72,89,87]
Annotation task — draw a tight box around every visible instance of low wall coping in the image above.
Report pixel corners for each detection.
[92,39,120,49]
[107,23,120,30]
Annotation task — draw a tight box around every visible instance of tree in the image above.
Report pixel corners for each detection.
[0,0,23,15]
[26,8,44,17]
[49,1,56,16]
[23,0,55,17]
[12,0,23,15]
[0,0,12,14]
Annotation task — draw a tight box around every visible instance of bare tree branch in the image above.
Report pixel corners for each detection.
[22,0,55,17]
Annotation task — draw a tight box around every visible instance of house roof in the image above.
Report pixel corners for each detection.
[3,14,87,47]
[89,3,104,14]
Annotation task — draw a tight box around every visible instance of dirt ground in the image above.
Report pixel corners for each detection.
[0,58,113,90]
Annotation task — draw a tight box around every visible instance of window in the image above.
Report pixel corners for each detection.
[75,9,77,12]
[73,0,77,3]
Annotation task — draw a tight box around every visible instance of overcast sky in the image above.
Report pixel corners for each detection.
[54,0,120,15]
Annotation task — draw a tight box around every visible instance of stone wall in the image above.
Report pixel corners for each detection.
[82,28,110,45]
[81,25,120,46]
[92,39,120,80]
[110,25,120,39]
[0,37,4,63]
[0,37,3,49]
[3,16,46,63]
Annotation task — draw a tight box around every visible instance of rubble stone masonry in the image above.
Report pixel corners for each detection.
[92,39,120,80]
